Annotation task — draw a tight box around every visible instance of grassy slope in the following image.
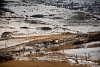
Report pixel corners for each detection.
[0,60,88,67]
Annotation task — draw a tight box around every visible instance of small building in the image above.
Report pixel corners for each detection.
[1,32,12,39]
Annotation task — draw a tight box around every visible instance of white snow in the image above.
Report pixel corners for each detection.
[0,39,35,49]
[66,26,100,33]
[82,41,100,48]
[60,47,100,60]
[0,2,99,38]
[0,36,48,49]
[0,2,100,66]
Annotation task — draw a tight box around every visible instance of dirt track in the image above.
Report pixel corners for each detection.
[0,33,76,53]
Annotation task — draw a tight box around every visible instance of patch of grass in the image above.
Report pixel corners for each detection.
[27,53,44,57]
[0,60,88,67]
[40,27,52,30]
[44,42,74,51]
[94,59,100,65]
[87,44,100,48]
[0,55,13,63]
[88,32,100,42]
[73,40,84,45]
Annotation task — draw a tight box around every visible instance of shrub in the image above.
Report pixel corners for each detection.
[20,26,29,29]
[0,55,13,63]
[88,33,100,42]
[73,40,84,45]
[41,27,52,30]
[31,14,44,18]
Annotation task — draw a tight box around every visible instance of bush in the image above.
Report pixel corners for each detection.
[0,55,13,63]
[31,14,44,18]
[94,59,100,65]
[51,48,59,51]
[36,49,40,52]
[41,27,52,30]
[88,33,100,42]
[20,26,29,29]
[73,40,84,45]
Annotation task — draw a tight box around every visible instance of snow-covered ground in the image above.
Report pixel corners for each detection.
[63,25,100,33]
[0,2,100,67]
[82,41,100,48]
[0,39,35,49]
[0,7,74,37]
[0,36,48,49]
[60,47,100,60]
[35,55,94,65]
[0,2,100,38]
